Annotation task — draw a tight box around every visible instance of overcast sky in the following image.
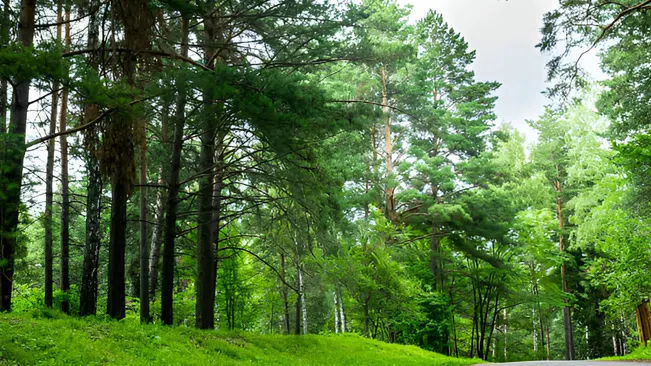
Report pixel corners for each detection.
[398,0,602,140]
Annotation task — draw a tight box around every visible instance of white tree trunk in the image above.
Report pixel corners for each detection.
[338,291,346,332]
[503,309,508,361]
[334,290,339,334]
[299,265,307,335]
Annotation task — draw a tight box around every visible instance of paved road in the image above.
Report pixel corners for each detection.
[486,362,651,366]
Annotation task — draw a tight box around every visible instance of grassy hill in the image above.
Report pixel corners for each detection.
[0,311,481,365]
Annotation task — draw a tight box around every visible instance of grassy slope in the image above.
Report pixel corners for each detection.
[0,312,482,366]
[600,346,651,361]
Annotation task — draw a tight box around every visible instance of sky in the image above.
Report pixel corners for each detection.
[398,0,602,140]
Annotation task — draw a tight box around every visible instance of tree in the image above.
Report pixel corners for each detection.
[0,0,37,312]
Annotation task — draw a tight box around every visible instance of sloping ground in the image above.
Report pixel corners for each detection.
[600,346,651,361]
[0,312,481,365]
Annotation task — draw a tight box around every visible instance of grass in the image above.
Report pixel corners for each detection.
[600,346,651,361]
[0,310,482,365]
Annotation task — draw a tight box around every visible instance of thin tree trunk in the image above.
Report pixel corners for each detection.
[58,6,71,314]
[363,296,370,336]
[546,323,551,360]
[338,290,346,333]
[503,309,508,361]
[44,0,62,308]
[80,0,102,317]
[0,0,6,132]
[161,16,188,325]
[299,264,307,335]
[211,137,224,324]
[280,253,290,334]
[295,287,301,335]
[139,124,149,322]
[195,8,218,330]
[556,164,575,360]
[381,66,395,223]
[334,290,339,334]
[148,107,168,298]
[430,221,440,290]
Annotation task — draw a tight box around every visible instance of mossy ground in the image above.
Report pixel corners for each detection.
[0,310,482,365]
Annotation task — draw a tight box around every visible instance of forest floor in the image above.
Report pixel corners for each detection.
[0,310,482,365]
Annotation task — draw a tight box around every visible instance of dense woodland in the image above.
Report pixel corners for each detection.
[1,0,651,362]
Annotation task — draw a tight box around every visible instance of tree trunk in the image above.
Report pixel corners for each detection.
[107,177,127,319]
[430,221,440,290]
[295,288,301,335]
[148,107,168,298]
[44,0,62,309]
[363,296,370,337]
[381,66,395,223]
[58,6,71,314]
[299,264,307,335]
[139,132,149,322]
[195,8,218,330]
[0,0,6,131]
[555,164,575,360]
[80,153,102,316]
[546,323,551,360]
[211,137,224,324]
[334,290,339,334]
[338,290,346,332]
[280,253,290,334]
[79,0,102,317]
[0,0,36,312]
[161,16,188,326]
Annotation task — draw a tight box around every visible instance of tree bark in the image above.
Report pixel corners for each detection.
[44,0,62,308]
[79,0,102,317]
[430,221,440,290]
[363,296,370,336]
[338,290,346,332]
[211,137,224,323]
[195,5,219,330]
[299,264,307,335]
[381,65,395,222]
[280,253,290,334]
[334,290,339,334]
[139,127,149,322]
[556,164,575,360]
[295,289,301,335]
[58,6,71,314]
[148,107,168,298]
[161,16,188,326]
[0,0,36,313]
[107,176,127,319]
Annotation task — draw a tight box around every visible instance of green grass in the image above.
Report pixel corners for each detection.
[0,311,482,365]
[600,346,651,361]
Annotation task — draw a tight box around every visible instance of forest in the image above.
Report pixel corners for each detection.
[0,0,651,364]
